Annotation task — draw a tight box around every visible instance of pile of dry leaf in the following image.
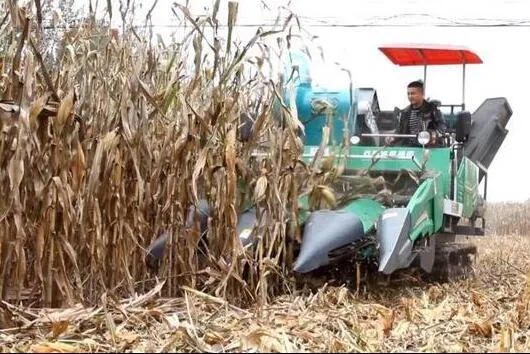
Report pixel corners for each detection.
[1,233,529,353]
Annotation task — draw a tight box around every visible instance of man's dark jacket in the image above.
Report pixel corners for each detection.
[396,100,446,144]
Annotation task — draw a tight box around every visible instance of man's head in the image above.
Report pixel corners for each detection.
[407,80,425,107]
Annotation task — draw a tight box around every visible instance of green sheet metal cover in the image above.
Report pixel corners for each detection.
[301,146,452,195]
[340,198,386,233]
[457,157,479,218]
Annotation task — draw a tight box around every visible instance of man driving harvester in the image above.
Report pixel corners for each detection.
[386,80,446,146]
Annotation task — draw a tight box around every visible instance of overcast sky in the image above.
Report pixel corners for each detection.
[77,0,530,202]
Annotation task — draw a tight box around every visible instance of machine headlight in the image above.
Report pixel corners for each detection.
[417,130,431,146]
[350,135,361,145]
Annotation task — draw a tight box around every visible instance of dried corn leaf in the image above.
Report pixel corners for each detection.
[51,320,70,339]
[253,175,268,203]
[30,341,81,353]
[242,328,286,353]
[55,90,75,134]
[468,321,493,338]
[8,151,24,191]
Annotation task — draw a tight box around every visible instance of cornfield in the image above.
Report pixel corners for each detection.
[0,0,314,309]
[486,201,530,236]
[2,1,530,352]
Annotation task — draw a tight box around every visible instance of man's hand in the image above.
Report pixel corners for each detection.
[385,136,395,145]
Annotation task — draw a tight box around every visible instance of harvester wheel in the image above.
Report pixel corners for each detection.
[292,257,378,293]
[428,243,477,282]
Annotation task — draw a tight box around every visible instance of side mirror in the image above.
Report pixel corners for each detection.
[455,111,471,142]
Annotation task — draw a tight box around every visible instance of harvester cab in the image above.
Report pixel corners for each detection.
[366,44,481,148]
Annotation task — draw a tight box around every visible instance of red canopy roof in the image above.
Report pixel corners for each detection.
[378,44,483,66]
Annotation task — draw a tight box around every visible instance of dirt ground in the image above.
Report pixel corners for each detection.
[2,234,530,353]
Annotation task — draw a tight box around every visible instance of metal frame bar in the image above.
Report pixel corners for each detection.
[304,153,424,170]
[476,161,488,201]
[453,146,458,201]
[361,132,417,138]
[459,49,467,111]
[417,49,427,91]
[250,151,423,170]
[462,63,466,111]
[484,172,488,201]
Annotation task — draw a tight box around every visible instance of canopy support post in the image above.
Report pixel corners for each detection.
[462,63,466,111]
[423,64,427,93]
[418,48,427,94]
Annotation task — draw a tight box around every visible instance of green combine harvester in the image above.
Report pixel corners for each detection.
[146,44,512,283]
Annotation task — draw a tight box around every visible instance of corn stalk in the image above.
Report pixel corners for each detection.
[0,1,312,307]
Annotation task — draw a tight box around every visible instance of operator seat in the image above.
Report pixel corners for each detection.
[429,99,442,107]
[374,106,400,132]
